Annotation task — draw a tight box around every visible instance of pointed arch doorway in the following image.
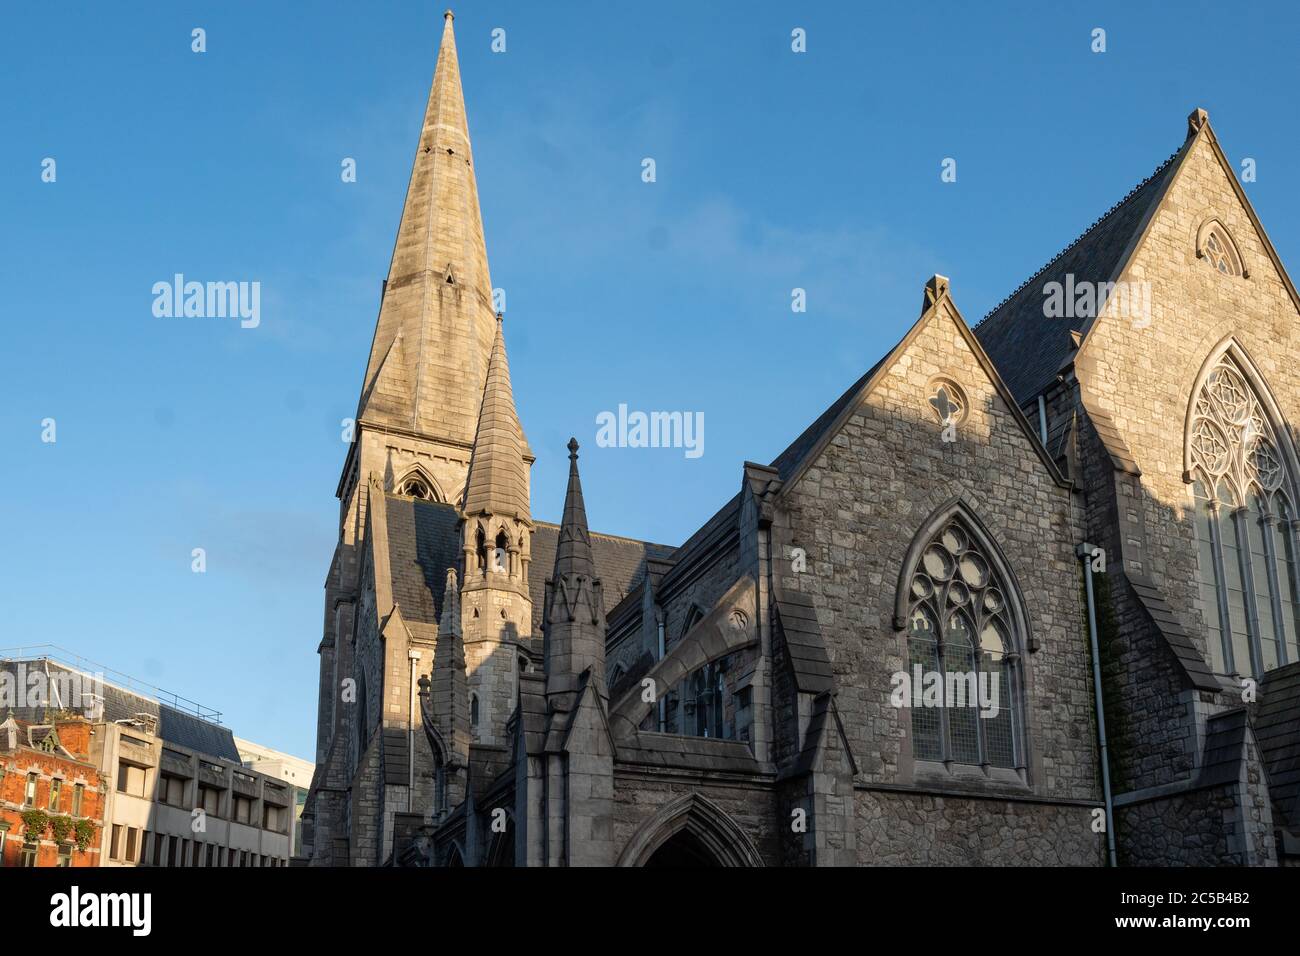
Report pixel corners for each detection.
[617,793,765,867]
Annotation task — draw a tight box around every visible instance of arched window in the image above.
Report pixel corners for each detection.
[493,530,509,574]
[469,693,479,728]
[396,474,434,500]
[1197,219,1246,278]
[1188,353,1300,675]
[903,515,1021,770]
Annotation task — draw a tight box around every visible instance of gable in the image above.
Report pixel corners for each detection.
[975,147,1183,406]
[775,279,1067,501]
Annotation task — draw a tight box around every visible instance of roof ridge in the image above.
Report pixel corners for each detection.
[533,519,676,551]
[974,148,1181,329]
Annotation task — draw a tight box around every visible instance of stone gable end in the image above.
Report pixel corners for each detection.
[778,299,1094,807]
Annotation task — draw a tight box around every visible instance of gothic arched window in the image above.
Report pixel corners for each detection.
[396,474,434,500]
[903,515,1021,770]
[1197,219,1246,278]
[1188,353,1300,675]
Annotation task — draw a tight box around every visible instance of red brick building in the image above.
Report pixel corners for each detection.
[0,716,104,867]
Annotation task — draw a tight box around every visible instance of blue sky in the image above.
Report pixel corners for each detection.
[3,1,1297,760]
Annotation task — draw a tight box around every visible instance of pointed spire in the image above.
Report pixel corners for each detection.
[554,438,594,578]
[356,9,498,443]
[428,567,470,768]
[438,567,461,637]
[544,439,605,706]
[462,315,530,518]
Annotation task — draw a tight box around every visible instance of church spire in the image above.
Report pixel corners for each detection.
[356,8,497,443]
[544,439,606,707]
[462,315,531,519]
[554,438,594,578]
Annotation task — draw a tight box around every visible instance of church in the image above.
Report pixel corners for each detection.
[301,12,1300,866]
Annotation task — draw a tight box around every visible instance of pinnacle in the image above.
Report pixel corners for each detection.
[554,439,594,579]
[462,317,530,518]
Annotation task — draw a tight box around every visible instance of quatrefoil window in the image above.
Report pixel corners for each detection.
[927,379,968,427]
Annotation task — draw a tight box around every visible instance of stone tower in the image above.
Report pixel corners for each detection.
[458,315,533,748]
[308,9,532,865]
[341,8,512,529]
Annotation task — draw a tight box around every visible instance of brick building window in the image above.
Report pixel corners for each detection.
[48,778,61,811]
[72,783,84,816]
[24,773,38,807]
[1189,352,1300,675]
[901,513,1022,770]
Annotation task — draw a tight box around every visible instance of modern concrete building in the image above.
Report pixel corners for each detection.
[235,737,314,859]
[1,650,294,867]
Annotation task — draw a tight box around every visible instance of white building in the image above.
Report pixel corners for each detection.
[234,737,314,859]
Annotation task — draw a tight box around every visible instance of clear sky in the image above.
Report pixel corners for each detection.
[3,1,1297,760]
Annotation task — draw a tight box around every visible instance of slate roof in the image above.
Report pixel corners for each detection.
[528,523,675,634]
[1256,662,1300,828]
[773,591,834,695]
[974,147,1184,406]
[381,492,674,637]
[1197,708,1249,789]
[0,658,241,763]
[384,495,461,625]
[768,358,888,483]
[1127,572,1220,692]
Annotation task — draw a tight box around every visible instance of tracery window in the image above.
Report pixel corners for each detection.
[1203,228,1241,277]
[905,518,1019,769]
[1189,354,1300,675]
[396,474,434,500]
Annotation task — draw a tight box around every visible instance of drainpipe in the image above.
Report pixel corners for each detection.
[656,618,666,732]
[1077,541,1118,867]
[1037,395,1049,446]
[408,649,420,812]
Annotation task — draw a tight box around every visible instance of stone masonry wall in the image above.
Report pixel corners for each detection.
[778,304,1101,864]
[1076,132,1300,798]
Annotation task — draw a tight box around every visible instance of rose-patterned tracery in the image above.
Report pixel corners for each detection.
[1188,353,1300,676]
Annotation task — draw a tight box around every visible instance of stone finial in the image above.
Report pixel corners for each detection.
[922,274,950,314]
[568,436,579,459]
[1188,107,1210,137]
[444,9,454,21]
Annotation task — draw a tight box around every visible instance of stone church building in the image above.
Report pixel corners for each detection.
[302,13,1300,866]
